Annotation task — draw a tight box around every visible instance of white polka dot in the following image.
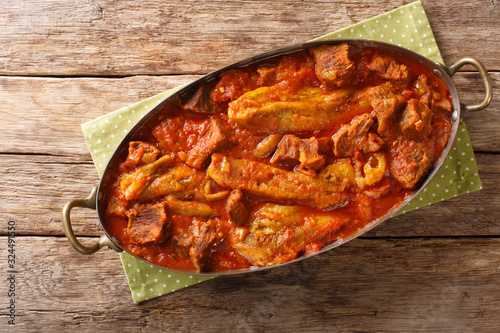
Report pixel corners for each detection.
[132,110,135,113]
[449,180,453,183]
[118,115,122,119]
[93,149,97,153]
[384,25,387,28]
[453,147,457,150]
[137,269,140,272]
[190,275,193,279]
[359,34,362,37]
[480,187,483,190]
[159,293,162,296]
[124,129,127,133]
[137,293,140,296]
[106,144,110,148]
[88,134,92,138]
[141,283,145,287]
[474,173,478,176]
[102,153,106,157]
[419,197,423,201]
[432,193,435,197]
[128,264,131,267]
[168,274,171,278]
[99,163,102,167]
[402,34,405,37]
[381,34,384,38]
[159,269,162,273]
[372,29,375,33]
[133,278,136,282]
[458,162,461,165]
[111,134,114,138]
[150,288,153,292]
[338,34,341,37]
[471,158,475,161]
[350,29,354,33]
[409,15,412,18]
[406,25,409,28]
[428,48,432,52]
[445,189,449,193]
[387,16,390,19]
[424,188,427,192]
[176,280,180,283]
[458,185,461,189]
[389,39,393,42]
[445,165,449,169]
[466,167,469,171]
[441,174,444,178]
[449,156,453,160]
[97,139,101,143]
[144,105,148,108]
[105,119,109,123]
[128,120,131,124]
[114,125,118,128]
[154,279,158,282]
[436,184,440,188]
[172,289,176,292]
[397,20,400,24]
[146,274,149,277]
[363,24,366,28]
[471,181,474,185]
[393,29,396,33]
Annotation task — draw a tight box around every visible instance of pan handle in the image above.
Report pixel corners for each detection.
[445,57,492,112]
[62,185,122,254]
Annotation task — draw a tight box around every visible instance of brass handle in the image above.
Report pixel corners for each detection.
[62,185,122,254]
[446,57,492,112]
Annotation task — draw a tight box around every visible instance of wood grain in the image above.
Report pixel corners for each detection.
[1,153,498,239]
[0,0,498,76]
[4,236,500,332]
[0,73,498,160]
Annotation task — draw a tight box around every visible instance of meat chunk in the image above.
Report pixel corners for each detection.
[270,135,325,174]
[181,83,215,114]
[185,118,234,169]
[226,189,249,225]
[412,74,433,106]
[189,219,217,271]
[207,153,350,210]
[309,43,355,88]
[332,113,384,157]
[228,85,354,133]
[432,99,453,113]
[232,203,350,266]
[126,202,168,244]
[368,53,411,87]
[388,138,432,189]
[400,98,432,140]
[366,82,407,136]
[123,141,160,168]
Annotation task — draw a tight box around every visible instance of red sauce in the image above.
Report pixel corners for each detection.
[102,44,453,273]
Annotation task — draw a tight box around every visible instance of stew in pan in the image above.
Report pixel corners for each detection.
[103,43,453,272]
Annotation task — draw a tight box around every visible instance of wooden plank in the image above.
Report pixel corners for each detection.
[0,0,498,76]
[0,75,200,158]
[1,153,499,238]
[5,236,500,331]
[0,72,498,159]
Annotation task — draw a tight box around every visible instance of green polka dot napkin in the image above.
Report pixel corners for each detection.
[81,1,481,303]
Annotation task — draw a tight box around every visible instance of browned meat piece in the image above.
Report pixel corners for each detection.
[400,98,432,140]
[226,189,249,225]
[412,74,432,106]
[123,141,160,168]
[366,82,407,135]
[207,154,350,210]
[185,118,234,169]
[270,135,325,174]
[309,43,355,88]
[106,195,127,217]
[368,53,411,87]
[126,202,168,244]
[189,219,217,271]
[181,83,215,114]
[432,99,453,112]
[332,113,384,157]
[388,138,432,189]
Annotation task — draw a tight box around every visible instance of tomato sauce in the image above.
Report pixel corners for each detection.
[102,43,453,273]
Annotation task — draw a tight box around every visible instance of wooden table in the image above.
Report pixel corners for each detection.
[1,0,499,331]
